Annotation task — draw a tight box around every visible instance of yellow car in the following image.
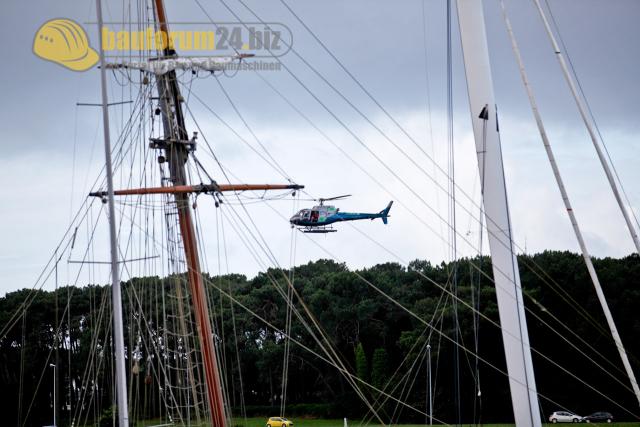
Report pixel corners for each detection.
[266,417,293,427]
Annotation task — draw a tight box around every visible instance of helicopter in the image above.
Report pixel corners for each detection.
[290,195,393,233]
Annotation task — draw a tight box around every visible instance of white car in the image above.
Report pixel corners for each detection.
[549,411,582,423]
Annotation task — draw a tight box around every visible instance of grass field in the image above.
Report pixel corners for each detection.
[233,419,639,427]
[136,417,640,427]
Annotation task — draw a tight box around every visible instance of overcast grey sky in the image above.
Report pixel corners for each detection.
[0,0,638,295]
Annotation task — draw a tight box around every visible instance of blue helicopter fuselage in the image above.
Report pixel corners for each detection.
[290,201,392,228]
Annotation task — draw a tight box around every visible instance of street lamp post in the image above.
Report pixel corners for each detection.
[49,363,57,427]
[427,344,432,426]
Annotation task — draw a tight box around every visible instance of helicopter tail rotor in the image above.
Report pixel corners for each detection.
[380,201,393,224]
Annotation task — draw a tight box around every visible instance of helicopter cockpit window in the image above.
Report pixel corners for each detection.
[299,209,310,220]
[310,210,319,222]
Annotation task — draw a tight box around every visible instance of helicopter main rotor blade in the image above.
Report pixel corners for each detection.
[319,194,352,202]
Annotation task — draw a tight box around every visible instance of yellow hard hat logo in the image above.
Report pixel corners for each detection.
[34,18,99,71]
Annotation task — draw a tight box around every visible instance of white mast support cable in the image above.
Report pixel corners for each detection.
[96,0,129,425]
[500,0,640,406]
[532,0,640,255]
[456,2,542,426]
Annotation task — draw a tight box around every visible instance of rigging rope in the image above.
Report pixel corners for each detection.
[542,0,640,237]
[113,182,640,422]
[503,0,640,406]
[281,192,298,417]
[12,2,640,424]
[242,63,632,376]
[221,0,622,349]
[263,200,640,418]
[446,1,462,424]
[533,0,640,256]
[182,70,636,399]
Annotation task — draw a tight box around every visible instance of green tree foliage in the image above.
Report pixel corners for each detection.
[371,348,388,390]
[1,252,639,425]
[355,342,368,382]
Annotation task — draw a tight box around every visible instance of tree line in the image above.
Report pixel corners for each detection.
[1,251,639,426]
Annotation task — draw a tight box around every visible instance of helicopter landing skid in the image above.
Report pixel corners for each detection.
[301,226,337,233]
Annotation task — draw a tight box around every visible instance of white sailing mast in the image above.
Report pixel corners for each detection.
[456,1,542,426]
[96,0,129,425]
[500,0,640,408]
[532,0,640,257]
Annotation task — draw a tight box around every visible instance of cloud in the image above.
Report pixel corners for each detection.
[1,1,639,295]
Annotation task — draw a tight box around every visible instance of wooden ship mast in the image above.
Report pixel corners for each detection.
[95,0,302,424]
